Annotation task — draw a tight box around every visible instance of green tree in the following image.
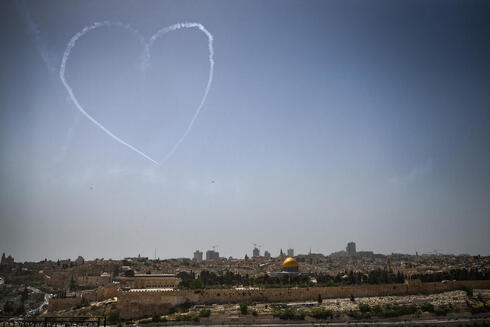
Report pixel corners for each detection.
[80,297,90,307]
[3,301,15,315]
[359,303,370,313]
[421,302,434,313]
[240,303,248,315]
[309,308,333,319]
[151,313,161,322]
[69,276,77,291]
[106,310,120,324]
[21,287,29,301]
[199,309,211,317]
[460,285,473,297]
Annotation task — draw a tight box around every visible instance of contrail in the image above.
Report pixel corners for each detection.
[145,23,215,164]
[59,21,215,166]
[15,0,58,74]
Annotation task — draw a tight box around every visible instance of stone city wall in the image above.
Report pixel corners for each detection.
[117,280,490,319]
[48,297,81,312]
[77,275,111,288]
[119,276,180,289]
[45,272,71,288]
[81,283,119,302]
[48,284,119,312]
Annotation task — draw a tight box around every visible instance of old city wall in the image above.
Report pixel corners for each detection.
[116,280,490,319]
[77,275,111,288]
[48,298,82,312]
[48,284,119,312]
[81,283,119,302]
[119,277,181,289]
[117,291,191,319]
[45,272,71,289]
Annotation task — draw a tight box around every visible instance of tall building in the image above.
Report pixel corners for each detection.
[346,242,356,256]
[206,250,219,260]
[1,253,14,265]
[287,248,294,257]
[252,247,260,258]
[264,250,271,259]
[193,250,203,263]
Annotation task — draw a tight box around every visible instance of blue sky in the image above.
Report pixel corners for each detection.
[1,0,489,261]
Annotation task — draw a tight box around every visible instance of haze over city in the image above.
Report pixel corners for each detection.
[1,0,490,262]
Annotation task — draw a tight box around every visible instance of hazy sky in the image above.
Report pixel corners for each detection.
[1,0,489,262]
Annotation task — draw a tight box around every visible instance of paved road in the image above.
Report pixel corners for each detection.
[26,286,52,315]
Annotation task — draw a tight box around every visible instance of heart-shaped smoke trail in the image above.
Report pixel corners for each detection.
[60,22,215,165]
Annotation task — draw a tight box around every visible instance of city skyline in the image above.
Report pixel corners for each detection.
[2,241,484,263]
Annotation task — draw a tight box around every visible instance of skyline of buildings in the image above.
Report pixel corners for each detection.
[2,241,485,264]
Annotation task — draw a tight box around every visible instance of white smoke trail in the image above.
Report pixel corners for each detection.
[59,21,215,166]
[149,23,215,164]
[15,0,58,74]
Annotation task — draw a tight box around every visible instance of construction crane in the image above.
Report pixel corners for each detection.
[212,245,219,252]
[252,243,262,250]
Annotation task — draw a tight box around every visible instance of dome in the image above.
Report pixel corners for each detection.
[282,257,298,268]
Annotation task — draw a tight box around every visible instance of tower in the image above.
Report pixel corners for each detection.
[193,250,203,263]
[346,242,356,256]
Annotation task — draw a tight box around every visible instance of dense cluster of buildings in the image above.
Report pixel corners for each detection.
[1,243,488,320]
[1,243,489,294]
[178,243,487,279]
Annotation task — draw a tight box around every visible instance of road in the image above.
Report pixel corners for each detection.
[26,286,52,315]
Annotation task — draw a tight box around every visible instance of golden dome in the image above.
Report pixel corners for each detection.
[282,257,298,268]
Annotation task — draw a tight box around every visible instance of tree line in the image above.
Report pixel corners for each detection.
[176,268,489,289]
